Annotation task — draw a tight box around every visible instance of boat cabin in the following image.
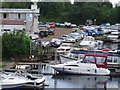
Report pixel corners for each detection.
[83,54,108,68]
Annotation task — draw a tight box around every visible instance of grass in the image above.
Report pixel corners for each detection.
[95,35,109,38]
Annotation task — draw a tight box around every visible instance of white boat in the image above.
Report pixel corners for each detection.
[40,40,50,47]
[0,71,45,89]
[52,54,110,75]
[16,70,45,88]
[0,72,28,89]
[107,32,119,42]
[56,42,73,54]
[79,36,103,47]
[60,47,120,65]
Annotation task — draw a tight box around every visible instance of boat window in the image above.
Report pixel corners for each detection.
[0,75,6,80]
[114,58,117,63]
[108,57,112,62]
[58,49,65,51]
[108,59,112,62]
[66,49,70,51]
[65,65,79,67]
[84,56,95,62]
[79,54,84,59]
[96,57,105,65]
[81,61,94,64]
[74,55,78,59]
[69,54,72,57]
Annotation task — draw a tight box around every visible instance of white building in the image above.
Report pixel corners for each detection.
[0,3,40,34]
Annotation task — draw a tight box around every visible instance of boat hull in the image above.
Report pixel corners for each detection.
[2,83,25,89]
[52,66,110,76]
[24,78,45,88]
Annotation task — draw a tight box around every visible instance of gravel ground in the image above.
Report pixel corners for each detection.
[38,28,73,41]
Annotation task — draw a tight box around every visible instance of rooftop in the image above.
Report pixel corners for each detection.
[0,8,39,14]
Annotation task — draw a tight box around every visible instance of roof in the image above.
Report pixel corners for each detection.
[0,8,39,14]
[85,54,108,57]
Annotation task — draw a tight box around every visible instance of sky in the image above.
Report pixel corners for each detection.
[109,0,120,6]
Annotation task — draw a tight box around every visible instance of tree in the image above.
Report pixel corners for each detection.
[2,31,31,59]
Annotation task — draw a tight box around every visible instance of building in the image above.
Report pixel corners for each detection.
[0,3,40,34]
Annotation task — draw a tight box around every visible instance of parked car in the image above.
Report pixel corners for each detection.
[28,33,39,40]
[61,35,76,42]
[51,38,63,46]
[69,33,82,41]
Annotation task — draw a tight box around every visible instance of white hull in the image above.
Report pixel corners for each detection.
[1,83,25,89]
[24,77,45,88]
[53,66,110,76]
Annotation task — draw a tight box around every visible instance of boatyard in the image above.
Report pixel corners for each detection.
[1,1,120,90]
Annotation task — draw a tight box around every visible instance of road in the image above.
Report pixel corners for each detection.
[38,28,73,41]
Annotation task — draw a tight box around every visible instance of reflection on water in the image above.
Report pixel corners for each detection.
[44,74,119,89]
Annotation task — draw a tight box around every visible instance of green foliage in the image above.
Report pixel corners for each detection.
[2,32,31,59]
[1,2,32,8]
[1,2,120,24]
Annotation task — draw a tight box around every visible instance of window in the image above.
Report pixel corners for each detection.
[3,13,7,18]
[17,14,21,18]
[85,56,95,62]
[96,57,105,65]
[1,29,11,32]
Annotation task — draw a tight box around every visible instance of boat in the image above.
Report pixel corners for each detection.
[60,47,120,64]
[0,72,28,89]
[107,31,119,42]
[0,70,45,89]
[79,36,103,47]
[52,54,110,75]
[56,42,73,54]
[16,70,45,88]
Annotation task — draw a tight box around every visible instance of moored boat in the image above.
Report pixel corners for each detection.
[56,42,73,54]
[52,54,110,75]
[0,70,45,89]
[0,72,28,89]
[60,48,120,65]
[79,36,103,47]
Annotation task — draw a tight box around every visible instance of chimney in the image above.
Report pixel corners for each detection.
[31,2,37,9]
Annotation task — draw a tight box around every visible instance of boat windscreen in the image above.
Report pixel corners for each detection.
[96,57,106,65]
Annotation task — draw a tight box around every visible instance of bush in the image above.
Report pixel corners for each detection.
[2,31,31,60]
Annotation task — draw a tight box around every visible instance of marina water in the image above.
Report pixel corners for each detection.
[43,42,120,89]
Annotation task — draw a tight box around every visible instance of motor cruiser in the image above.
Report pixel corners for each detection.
[52,54,110,75]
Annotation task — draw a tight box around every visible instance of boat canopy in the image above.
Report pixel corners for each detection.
[84,54,108,57]
[70,50,119,57]
[83,54,108,68]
